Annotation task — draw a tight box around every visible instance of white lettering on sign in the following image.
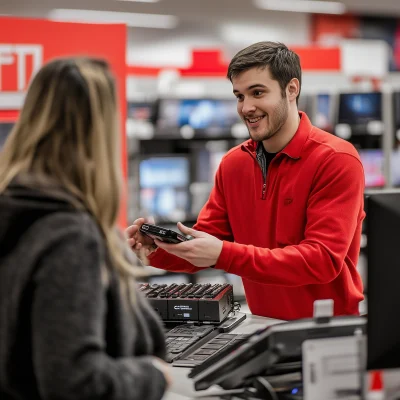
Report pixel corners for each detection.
[0,44,43,91]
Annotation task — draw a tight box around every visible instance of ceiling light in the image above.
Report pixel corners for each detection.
[48,9,178,29]
[253,0,346,14]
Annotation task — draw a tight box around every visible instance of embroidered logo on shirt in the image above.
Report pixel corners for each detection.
[284,198,293,205]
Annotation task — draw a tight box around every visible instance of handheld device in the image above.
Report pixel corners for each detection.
[139,223,191,244]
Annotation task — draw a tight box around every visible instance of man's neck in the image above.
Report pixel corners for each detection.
[262,108,301,153]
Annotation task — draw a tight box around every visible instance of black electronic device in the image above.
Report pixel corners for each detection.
[164,324,217,363]
[191,315,366,391]
[140,223,190,244]
[138,282,235,324]
[366,190,400,371]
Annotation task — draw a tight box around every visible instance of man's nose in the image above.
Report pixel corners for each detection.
[241,98,256,115]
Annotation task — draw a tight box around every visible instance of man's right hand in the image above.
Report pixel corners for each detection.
[125,217,158,260]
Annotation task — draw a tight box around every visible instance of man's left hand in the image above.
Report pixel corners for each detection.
[154,222,223,268]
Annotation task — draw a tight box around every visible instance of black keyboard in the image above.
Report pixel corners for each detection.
[165,324,217,363]
[174,332,249,369]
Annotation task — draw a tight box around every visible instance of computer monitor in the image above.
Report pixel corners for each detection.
[156,99,239,137]
[0,122,14,149]
[315,93,333,132]
[358,149,385,188]
[366,190,400,370]
[298,94,314,118]
[393,91,400,148]
[139,155,190,222]
[178,99,239,132]
[391,149,400,187]
[156,99,181,136]
[338,92,382,126]
[209,151,225,181]
[127,101,156,123]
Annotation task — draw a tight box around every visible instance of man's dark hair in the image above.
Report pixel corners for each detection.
[227,41,302,104]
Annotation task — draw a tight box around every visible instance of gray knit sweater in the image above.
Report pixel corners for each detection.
[0,180,167,400]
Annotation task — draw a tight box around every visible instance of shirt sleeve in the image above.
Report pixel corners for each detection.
[214,152,365,286]
[32,223,167,400]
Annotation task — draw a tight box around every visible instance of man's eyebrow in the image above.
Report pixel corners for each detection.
[233,84,268,94]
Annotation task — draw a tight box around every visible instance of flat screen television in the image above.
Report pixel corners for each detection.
[139,155,190,222]
[0,122,14,149]
[358,149,385,188]
[156,99,239,137]
[338,92,382,126]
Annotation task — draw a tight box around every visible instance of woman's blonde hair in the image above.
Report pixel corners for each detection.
[0,57,136,298]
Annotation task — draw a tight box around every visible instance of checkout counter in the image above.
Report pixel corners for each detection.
[163,314,283,400]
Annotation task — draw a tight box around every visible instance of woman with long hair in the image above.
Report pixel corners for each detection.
[0,57,170,400]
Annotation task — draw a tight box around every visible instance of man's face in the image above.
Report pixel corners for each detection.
[232,67,289,143]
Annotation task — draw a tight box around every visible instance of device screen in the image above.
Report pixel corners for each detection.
[140,223,190,244]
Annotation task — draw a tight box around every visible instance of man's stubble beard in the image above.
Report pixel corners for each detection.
[248,96,289,143]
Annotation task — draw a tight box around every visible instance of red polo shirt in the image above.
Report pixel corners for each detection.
[149,112,365,320]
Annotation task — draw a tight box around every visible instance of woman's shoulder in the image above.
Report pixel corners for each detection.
[25,210,105,265]
[37,210,102,242]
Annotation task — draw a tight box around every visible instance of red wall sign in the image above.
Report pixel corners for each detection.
[127,47,341,78]
[0,17,128,227]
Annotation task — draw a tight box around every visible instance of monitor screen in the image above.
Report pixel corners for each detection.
[127,102,155,122]
[156,99,239,136]
[338,92,382,125]
[139,156,190,221]
[315,94,332,132]
[298,94,314,117]
[193,140,230,183]
[209,151,225,181]
[391,149,400,187]
[178,99,238,130]
[0,123,14,149]
[366,191,400,371]
[156,99,181,133]
[393,92,400,147]
[358,149,385,188]
[140,156,189,188]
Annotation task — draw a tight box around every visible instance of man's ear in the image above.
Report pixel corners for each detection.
[287,78,300,102]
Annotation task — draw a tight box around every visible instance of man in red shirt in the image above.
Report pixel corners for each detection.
[126,41,365,321]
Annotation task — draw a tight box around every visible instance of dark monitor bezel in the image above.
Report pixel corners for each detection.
[366,190,400,371]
